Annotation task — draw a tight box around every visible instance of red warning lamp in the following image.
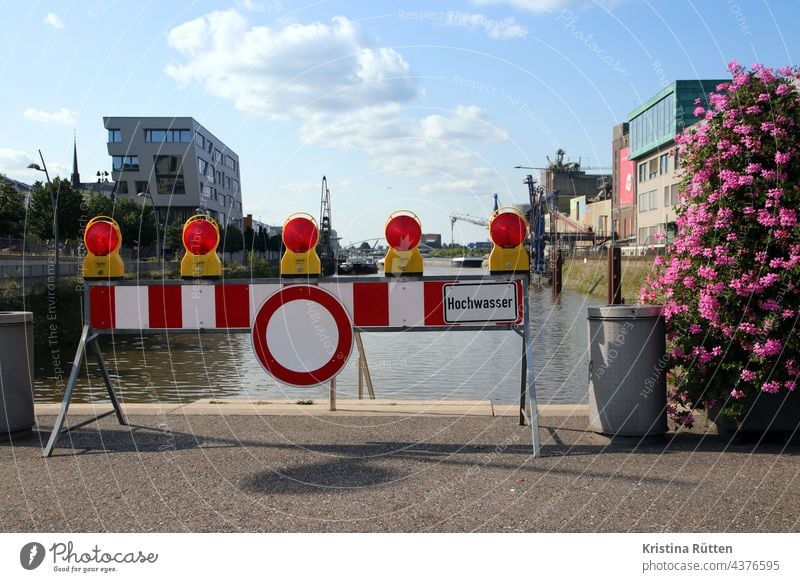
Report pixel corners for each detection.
[283,214,319,253]
[383,210,423,277]
[490,211,527,249]
[83,216,124,279]
[182,219,219,255]
[280,212,321,277]
[85,221,119,256]
[385,214,422,250]
[180,214,221,278]
[488,207,529,274]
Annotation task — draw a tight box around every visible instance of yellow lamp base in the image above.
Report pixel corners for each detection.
[489,246,529,274]
[83,254,125,280]
[181,251,222,279]
[383,248,423,277]
[280,249,321,277]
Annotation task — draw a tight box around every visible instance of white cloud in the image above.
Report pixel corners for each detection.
[23,107,79,126]
[420,105,509,142]
[165,11,417,119]
[0,148,67,183]
[0,148,30,174]
[165,10,510,193]
[44,13,64,29]
[444,12,527,39]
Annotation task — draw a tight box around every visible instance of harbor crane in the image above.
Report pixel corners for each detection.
[317,176,337,276]
[449,193,500,244]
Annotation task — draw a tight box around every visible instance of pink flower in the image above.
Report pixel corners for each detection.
[753,339,783,357]
[776,83,791,96]
[740,369,757,381]
[761,381,782,394]
[730,389,746,399]
[775,151,791,164]
[688,324,701,334]
[779,208,797,227]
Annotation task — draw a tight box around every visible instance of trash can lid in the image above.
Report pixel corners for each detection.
[587,304,663,319]
[0,311,33,324]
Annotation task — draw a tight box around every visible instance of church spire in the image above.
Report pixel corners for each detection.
[70,132,80,188]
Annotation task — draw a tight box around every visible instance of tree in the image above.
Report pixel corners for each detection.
[83,194,155,250]
[244,227,255,251]
[84,192,114,219]
[27,177,84,243]
[113,197,156,250]
[219,223,244,255]
[641,63,800,426]
[0,175,26,238]
[164,220,185,252]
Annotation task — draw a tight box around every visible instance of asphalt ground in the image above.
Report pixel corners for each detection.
[2,408,799,533]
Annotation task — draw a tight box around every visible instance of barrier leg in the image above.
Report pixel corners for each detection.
[42,324,90,457]
[329,377,336,411]
[89,338,127,426]
[523,285,541,457]
[355,332,375,400]
[519,331,527,426]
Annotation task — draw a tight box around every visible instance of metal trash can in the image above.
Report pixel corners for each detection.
[587,305,667,436]
[0,312,35,436]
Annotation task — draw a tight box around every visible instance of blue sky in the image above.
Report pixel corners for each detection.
[2,0,799,245]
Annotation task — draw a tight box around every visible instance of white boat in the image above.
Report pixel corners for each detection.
[451,256,484,268]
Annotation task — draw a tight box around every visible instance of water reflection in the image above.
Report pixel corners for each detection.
[35,260,601,404]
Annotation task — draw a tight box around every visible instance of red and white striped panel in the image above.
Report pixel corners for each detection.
[89,280,523,330]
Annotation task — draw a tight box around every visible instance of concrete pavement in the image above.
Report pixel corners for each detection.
[1,401,798,532]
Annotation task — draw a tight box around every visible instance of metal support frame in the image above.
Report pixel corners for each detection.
[42,324,128,457]
[355,332,375,400]
[45,275,540,457]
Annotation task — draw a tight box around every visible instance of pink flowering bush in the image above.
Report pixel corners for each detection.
[640,63,800,427]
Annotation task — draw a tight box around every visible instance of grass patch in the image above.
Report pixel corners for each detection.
[561,256,659,303]
[295,399,314,405]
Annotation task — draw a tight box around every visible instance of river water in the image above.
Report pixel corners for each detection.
[35,259,602,405]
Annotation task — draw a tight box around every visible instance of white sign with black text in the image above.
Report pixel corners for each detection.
[442,282,520,324]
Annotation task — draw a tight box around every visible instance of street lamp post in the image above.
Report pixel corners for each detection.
[137,191,160,264]
[27,149,59,285]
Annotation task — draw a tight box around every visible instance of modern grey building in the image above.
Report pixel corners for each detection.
[103,116,242,227]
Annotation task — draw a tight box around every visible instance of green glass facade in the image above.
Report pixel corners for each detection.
[629,80,727,159]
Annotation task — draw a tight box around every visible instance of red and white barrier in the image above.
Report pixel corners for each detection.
[89,279,524,331]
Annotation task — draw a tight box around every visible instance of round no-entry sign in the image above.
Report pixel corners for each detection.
[252,285,354,387]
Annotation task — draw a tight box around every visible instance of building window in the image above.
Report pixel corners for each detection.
[114,180,128,195]
[108,129,122,143]
[198,157,208,176]
[225,176,232,189]
[195,132,205,149]
[225,155,236,170]
[648,158,658,179]
[154,155,185,195]
[664,183,679,207]
[206,140,213,154]
[112,156,139,171]
[638,162,647,183]
[659,153,669,175]
[145,129,192,143]
[232,179,240,192]
[135,181,149,194]
[201,184,214,199]
[630,93,675,154]
[213,148,223,163]
[639,190,657,212]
